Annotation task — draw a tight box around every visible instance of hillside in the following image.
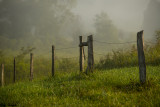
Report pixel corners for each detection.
[0,66,160,106]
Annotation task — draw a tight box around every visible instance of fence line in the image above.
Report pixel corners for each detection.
[2,30,156,86]
[33,46,78,58]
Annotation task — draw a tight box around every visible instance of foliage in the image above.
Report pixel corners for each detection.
[0,0,82,52]
[56,58,79,71]
[96,30,160,69]
[0,55,80,85]
[96,45,138,69]
[17,47,35,59]
[0,0,77,38]
[94,12,119,42]
[0,50,4,57]
[156,30,160,43]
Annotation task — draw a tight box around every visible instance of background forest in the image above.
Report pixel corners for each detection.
[0,0,159,56]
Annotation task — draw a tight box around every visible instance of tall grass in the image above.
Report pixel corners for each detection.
[0,55,79,86]
[96,40,160,69]
[0,66,160,106]
[1,31,160,85]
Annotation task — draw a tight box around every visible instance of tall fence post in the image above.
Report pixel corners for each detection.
[30,53,33,81]
[137,30,146,84]
[14,57,16,83]
[1,64,4,87]
[52,45,55,76]
[79,36,84,72]
[87,35,94,73]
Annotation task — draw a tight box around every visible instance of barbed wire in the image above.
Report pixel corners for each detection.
[94,52,106,56]
[29,46,79,58]
[94,52,115,57]
[93,40,136,44]
[10,39,158,63]
[55,46,78,50]
[144,41,157,44]
[56,56,79,60]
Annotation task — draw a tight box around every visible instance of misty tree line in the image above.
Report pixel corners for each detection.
[0,0,80,51]
[0,0,159,54]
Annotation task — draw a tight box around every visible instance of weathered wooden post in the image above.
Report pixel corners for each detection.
[137,30,146,84]
[14,57,16,83]
[79,36,84,72]
[1,64,4,86]
[79,35,94,74]
[52,45,55,76]
[87,35,94,73]
[30,53,33,81]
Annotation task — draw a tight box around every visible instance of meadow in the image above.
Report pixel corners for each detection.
[0,31,160,106]
[0,66,160,106]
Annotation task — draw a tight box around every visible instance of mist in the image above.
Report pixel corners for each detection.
[72,0,160,38]
[0,0,160,54]
[72,0,149,32]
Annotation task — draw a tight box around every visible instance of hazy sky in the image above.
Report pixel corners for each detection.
[72,0,150,32]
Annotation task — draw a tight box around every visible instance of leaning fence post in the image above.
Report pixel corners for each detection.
[79,36,84,72]
[30,53,33,81]
[52,45,55,76]
[14,57,16,83]
[87,35,94,73]
[137,30,146,84]
[1,64,4,87]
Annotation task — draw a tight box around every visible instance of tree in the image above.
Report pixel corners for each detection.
[156,30,160,43]
[0,0,83,52]
[143,0,160,39]
[94,12,119,42]
[0,0,78,39]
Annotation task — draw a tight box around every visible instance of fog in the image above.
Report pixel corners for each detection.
[0,0,160,54]
[72,0,160,40]
[72,0,150,32]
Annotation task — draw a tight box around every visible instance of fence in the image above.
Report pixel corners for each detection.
[1,30,157,86]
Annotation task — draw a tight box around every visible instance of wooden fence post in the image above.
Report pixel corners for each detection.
[1,64,4,86]
[14,57,16,83]
[30,53,33,81]
[79,36,84,72]
[87,35,94,73]
[52,45,55,76]
[137,30,146,84]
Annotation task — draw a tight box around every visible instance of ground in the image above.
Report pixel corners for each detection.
[0,66,160,106]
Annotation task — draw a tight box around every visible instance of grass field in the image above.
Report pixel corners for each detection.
[0,66,160,106]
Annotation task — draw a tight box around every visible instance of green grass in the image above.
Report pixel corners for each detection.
[0,66,160,106]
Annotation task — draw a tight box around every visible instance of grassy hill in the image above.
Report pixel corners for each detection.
[0,66,160,106]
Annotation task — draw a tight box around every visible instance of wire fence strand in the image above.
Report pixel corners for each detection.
[55,47,78,50]
[94,52,106,56]
[144,41,157,44]
[94,40,136,44]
